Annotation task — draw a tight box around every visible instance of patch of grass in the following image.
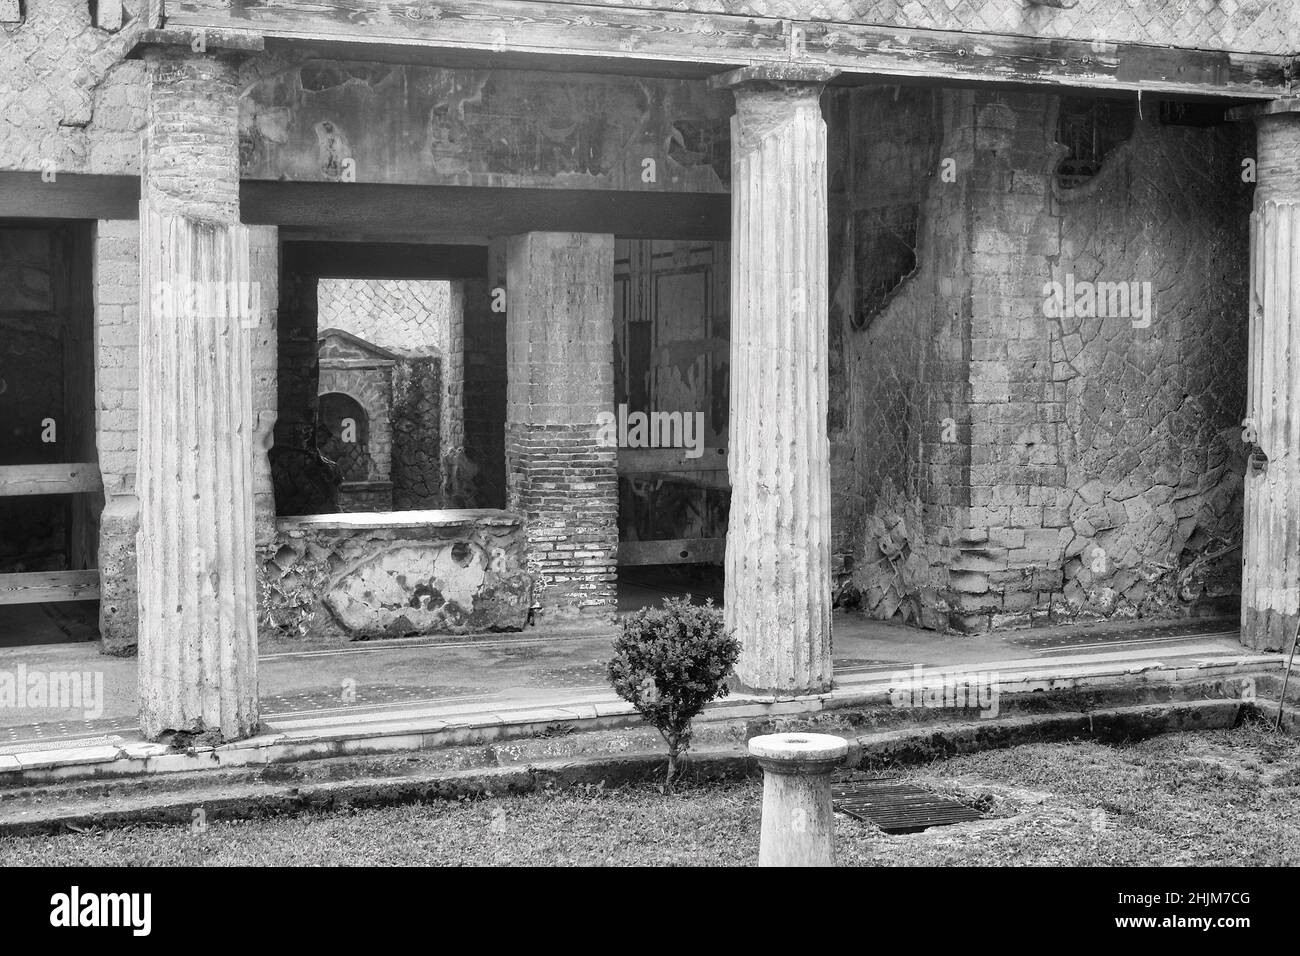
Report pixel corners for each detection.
[3,722,1298,866]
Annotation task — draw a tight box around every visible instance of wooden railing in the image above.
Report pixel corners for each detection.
[0,462,103,604]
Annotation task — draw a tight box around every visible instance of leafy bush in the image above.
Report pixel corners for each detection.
[606,597,741,787]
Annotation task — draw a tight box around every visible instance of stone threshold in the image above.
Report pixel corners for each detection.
[0,649,1282,784]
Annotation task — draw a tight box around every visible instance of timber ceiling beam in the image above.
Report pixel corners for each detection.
[160,0,1293,98]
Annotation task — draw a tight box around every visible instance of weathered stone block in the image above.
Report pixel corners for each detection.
[258,510,532,641]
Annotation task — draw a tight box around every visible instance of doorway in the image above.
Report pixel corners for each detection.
[0,220,100,645]
[613,239,730,611]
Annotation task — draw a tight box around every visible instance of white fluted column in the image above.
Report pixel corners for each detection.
[1241,103,1300,652]
[136,44,259,740]
[715,67,838,694]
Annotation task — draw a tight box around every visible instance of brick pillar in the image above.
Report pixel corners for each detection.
[715,67,837,694]
[1241,104,1300,652]
[505,232,617,619]
[136,46,259,740]
[93,219,142,654]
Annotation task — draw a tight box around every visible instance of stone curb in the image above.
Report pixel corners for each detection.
[0,697,1259,837]
[0,655,1278,786]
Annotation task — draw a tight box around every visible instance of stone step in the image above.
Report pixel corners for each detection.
[0,659,1277,787]
[0,692,1276,836]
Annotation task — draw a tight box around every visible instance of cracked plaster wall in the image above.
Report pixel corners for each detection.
[833,87,1252,633]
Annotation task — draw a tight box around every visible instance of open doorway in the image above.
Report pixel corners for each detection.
[613,239,729,612]
[0,220,100,646]
[271,241,498,516]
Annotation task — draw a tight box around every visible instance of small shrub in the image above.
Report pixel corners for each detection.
[606,597,741,787]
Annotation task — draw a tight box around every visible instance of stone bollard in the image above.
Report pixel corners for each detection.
[749,732,849,867]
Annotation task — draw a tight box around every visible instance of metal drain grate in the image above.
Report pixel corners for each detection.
[832,778,984,833]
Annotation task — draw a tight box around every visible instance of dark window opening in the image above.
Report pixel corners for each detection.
[1055,97,1137,190]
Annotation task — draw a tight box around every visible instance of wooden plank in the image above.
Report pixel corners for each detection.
[0,463,103,497]
[163,0,1291,97]
[618,537,724,565]
[282,241,487,279]
[0,570,101,605]
[0,173,140,220]
[618,447,728,474]
[243,182,731,240]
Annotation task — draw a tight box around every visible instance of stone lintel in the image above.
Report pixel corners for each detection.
[709,64,841,92]
[1226,96,1300,122]
[126,27,265,60]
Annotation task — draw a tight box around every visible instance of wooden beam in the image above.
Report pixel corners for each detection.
[0,463,103,497]
[618,447,728,474]
[163,0,1292,98]
[619,537,725,566]
[0,173,139,220]
[0,177,728,234]
[281,241,488,279]
[243,181,731,240]
[0,570,101,605]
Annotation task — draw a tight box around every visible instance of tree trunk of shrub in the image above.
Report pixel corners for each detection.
[666,736,681,789]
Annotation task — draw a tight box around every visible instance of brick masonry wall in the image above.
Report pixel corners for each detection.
[505,232,617,619]
[317,363,394,486]
[0,0,146,175]
[955,92,1071,630]
[1054,111,1250,624]
[93,218,139,653]
[828,86,971,629]
[833,87,1252,633]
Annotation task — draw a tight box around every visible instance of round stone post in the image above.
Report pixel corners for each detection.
[749,732,848,867]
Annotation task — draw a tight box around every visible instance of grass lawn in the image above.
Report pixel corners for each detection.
[3,721,1298,866]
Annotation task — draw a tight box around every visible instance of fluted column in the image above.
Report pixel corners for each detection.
[136,43,259,740]
[1241,103,1300,652]
[715,67,838,694]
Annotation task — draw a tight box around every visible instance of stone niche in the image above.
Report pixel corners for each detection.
[317,328,398,510]
[258,510,533,642]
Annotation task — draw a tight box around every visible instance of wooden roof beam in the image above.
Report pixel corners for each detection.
[159,0,1295,98]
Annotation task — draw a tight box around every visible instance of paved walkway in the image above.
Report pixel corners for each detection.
[0,612,1256,757]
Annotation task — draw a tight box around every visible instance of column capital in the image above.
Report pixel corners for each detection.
[126,27,264,62]
[709,64,841,92]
